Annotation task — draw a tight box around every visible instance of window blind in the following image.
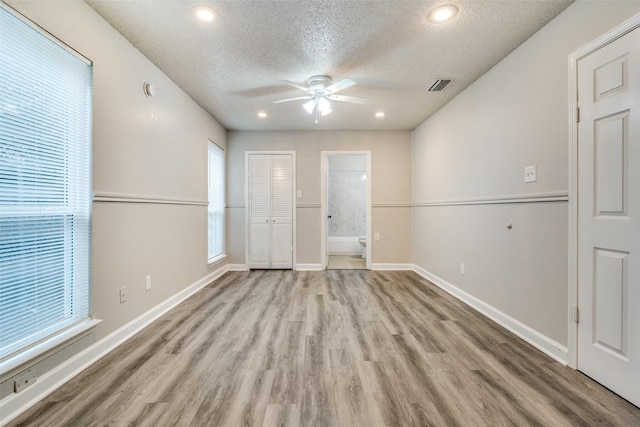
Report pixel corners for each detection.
[208,141,224,261]
[0,5,92,361]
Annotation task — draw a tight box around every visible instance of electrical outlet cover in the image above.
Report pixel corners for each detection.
[525,165,537,183]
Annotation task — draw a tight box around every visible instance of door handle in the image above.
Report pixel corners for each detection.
[327,215,332,218]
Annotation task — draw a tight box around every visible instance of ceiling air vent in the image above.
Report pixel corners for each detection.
[427,79,451,92]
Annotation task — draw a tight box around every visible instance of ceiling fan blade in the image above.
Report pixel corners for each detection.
[281,80,312,93]
[273,95,313,104]
[328,94,369,104]
[325,78,356,94]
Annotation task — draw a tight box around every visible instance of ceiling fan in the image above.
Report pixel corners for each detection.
[273,75,368,123]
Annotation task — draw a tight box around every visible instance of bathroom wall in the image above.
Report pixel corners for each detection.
[328,155,367,238]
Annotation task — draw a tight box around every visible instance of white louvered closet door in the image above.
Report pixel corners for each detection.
[270,155,293,268]
[249,155,272,268]
[248,154,293,269]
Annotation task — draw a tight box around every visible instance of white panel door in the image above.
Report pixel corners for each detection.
[270,155,293,268]
[577,26,640,406]
[249,155,271,269]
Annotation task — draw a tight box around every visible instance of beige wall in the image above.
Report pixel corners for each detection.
[226,131,412,266]
[5,0,227,343]
[411,1,640,347]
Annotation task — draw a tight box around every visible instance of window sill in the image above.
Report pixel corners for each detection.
[208,253,227,267]
[0,318,101,378]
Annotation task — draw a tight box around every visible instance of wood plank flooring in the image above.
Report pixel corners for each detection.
[8,270,640,426]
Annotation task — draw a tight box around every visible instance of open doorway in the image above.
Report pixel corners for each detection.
[320,152,371,270]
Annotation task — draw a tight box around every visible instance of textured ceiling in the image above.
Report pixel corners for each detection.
[85,0,574,131]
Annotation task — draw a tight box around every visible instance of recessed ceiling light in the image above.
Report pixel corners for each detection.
[257,112,268,118]
[193,5,216,22]
[375,112,385,118]
[427,5,458,24]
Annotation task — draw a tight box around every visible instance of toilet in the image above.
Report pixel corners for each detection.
[357,236,367,258]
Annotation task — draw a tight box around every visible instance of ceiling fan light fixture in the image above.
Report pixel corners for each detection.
[427,5,458,24]
[318,97,332,116]
[303,99,316,114]
[274,75,367,122]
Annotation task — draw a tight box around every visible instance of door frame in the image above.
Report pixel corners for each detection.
[568,12,640,369]
[320,151,372,270]
[245,150,297,270]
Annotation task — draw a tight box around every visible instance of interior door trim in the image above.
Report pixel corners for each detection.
[320,151,372,270]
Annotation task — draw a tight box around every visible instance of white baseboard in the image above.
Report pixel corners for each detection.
[226,264,248,271]
[229,264,324,271]
[0,265,229,426]
[412,265,568,365]
[295,263,323,271]
[372,263,413,271]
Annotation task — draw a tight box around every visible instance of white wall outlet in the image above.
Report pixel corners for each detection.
[14,368,37,393]
[374,232,380,241]
[145,275,151,291]
[524,165,537,183]
[460,262,465,275]
[296,189,302,198]
[119,286,127,304]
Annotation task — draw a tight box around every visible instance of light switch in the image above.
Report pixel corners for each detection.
[296,190,302,198]
[524,165,537,183]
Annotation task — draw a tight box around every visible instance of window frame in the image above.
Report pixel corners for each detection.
[0,3,94,372]
[207,140,225,263]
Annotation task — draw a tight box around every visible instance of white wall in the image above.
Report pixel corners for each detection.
[2,0,226,393]
[411,1,640,351]
[226,131,412,267]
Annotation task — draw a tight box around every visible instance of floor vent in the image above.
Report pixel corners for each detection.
[427,79,451,92]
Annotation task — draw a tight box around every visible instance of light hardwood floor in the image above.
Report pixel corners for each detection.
[8,270,640,426]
